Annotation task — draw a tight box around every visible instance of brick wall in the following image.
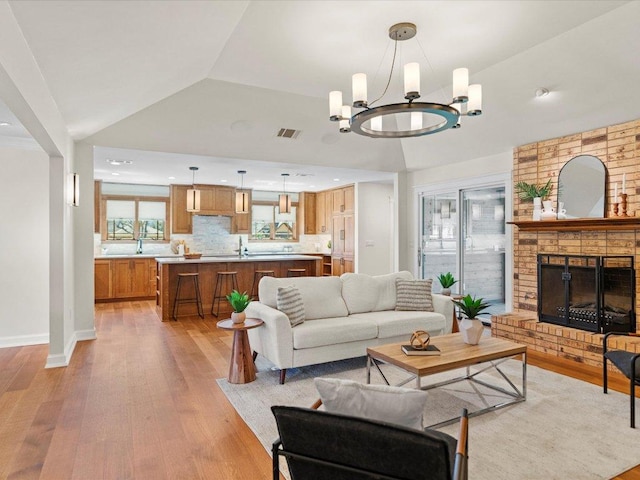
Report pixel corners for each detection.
[494,118,640,367]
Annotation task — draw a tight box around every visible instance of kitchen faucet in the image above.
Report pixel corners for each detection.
[238,237,243,258]
[136,237,143,254]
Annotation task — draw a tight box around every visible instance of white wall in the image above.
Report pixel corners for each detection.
[357,182,393,275]
[0,146,50,346]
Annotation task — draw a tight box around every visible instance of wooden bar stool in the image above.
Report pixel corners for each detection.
[172,273,204,321]
[251,270,275,300]
[287,268,307,277]
[211,271,239,317]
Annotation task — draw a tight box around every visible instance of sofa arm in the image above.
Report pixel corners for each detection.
[245,302,295,369]
[432,294,454,334]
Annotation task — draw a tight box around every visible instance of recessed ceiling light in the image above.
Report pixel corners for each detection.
[333,178,340,182]
[106,159,133,166]
[0,121,11,127]
[220,179,228,183]
[111,172,120,176]
[168,176,175,180]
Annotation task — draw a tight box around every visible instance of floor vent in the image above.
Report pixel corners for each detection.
[277,128,300,139]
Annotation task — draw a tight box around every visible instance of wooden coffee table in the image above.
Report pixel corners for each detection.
[216,318,263,384]
[366,333,527,427]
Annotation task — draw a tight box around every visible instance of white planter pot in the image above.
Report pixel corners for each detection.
[441,287,451,296]
[231,311,246,324]
[459,318,484,345]
[532,197,542,221]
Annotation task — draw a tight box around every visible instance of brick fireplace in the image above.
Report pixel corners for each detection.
[492,118,640,368]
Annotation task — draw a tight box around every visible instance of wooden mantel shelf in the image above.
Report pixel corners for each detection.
[508,217,640,232]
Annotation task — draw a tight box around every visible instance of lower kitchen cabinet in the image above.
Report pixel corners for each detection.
[96,258,156,301]
[331,256,354,276]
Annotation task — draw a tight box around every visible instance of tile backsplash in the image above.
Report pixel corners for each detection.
[96,215,331,256]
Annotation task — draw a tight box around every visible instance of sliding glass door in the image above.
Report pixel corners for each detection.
[419,178,508,318]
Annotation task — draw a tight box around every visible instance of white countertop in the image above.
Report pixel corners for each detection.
[155,254,321,264]
[95,253,181,259]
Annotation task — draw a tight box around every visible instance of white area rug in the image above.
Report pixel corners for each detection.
[217,356,640,480]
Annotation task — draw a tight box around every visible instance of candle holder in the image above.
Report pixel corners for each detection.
[612,202,619,217]
[619,193,629,217]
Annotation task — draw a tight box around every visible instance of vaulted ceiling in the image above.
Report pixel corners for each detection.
[4,0,640,186]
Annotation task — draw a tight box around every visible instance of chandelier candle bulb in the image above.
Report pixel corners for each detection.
[371,115,382,131]
[452,68,469,103]
[352,73,368,108]
[329,91,343,120]
[411,111,423,130]
[467,84,483,115]
[339,105,351,133]
[404,62,420,99]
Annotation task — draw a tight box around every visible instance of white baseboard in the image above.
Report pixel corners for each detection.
[0,333,49,349]
[45,328,97,369]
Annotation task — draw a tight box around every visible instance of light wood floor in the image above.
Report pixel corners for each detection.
[0,300,638,479]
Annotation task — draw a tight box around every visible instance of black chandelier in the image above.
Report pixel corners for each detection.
[328,22,482,139]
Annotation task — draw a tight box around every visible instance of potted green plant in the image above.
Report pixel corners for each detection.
[437,272,458,296]
[226,290,251,324]
[515,179,553,221]
[452,294,491,345]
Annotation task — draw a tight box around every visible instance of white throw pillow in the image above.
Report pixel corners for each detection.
[396,278,434,312]
[314,377,428,430]
[276,285,305,327]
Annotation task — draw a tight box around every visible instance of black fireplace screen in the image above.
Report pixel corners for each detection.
[537,254,635,333]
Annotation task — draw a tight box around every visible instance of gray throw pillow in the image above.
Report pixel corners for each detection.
[395,279,434,312]
[276,285,305,327]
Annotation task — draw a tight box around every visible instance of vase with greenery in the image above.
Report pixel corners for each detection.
[226,290,251,324]
[515,179,552,221]
[452,294,491,345]
[437,272,458,296]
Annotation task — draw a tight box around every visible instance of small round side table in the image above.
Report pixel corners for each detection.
[216,318,264,384]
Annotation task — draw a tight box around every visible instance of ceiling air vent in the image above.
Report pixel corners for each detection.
[276,128,301,139]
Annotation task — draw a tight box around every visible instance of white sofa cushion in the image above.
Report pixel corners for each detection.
[341,271,414,314]
[259,276,348,320]
[314,377,429,430]
[292,316,377,349]
[348,310,446,339]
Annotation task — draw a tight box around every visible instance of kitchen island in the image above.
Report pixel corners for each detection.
[155,255,322,321]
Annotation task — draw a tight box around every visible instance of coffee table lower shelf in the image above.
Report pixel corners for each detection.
[366,334,527,428]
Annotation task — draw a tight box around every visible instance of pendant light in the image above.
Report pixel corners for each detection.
[186,166,201,213]
[235,170,249,214]
[279,173,291,214]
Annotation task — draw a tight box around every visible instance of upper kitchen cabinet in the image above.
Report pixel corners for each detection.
[300,192,317,235]
[171,184,192,234]
[231,189,252,234]
[332,185,354,215]
[315,190,333,234]
[197,185,235,216]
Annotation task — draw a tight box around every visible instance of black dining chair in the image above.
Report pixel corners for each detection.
[603,332,640,428]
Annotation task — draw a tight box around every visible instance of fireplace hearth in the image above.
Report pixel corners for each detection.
[537,254,635,333]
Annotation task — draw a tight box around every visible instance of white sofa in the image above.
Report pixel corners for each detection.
[245,271,453,383]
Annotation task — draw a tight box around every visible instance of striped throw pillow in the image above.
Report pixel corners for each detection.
[395,279,434,312]
[277,285,305,327]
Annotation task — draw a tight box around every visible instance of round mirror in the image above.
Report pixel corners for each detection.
[557,155,606,219]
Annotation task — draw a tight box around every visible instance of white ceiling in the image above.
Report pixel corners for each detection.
[4,1,640,185]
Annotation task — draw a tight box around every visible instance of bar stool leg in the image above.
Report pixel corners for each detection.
[211,274,222,317]
[193,275,204,319]
[172,276,183,321]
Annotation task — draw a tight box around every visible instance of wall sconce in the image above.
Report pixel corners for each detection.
[235,170,249,214]
[186,166,201,212]
[440,201,450,219]
[67,173,80,207]
[279,173,291,214]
